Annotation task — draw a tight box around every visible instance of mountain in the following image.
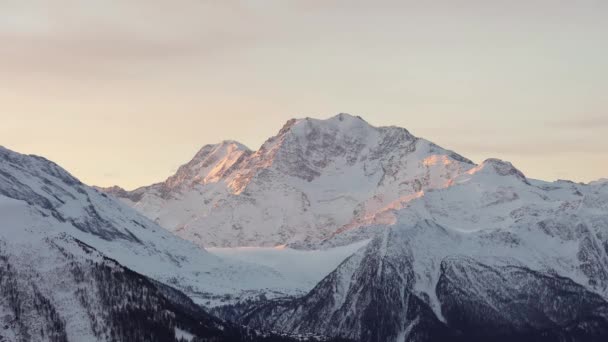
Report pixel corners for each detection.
[104,113,475,247]
[227,160,608,341]
[0,146,307,310]
[0,232,306,342]
[6,112,608,342]
[0,145,358,341]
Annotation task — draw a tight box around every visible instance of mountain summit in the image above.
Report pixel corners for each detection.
[106,114,475,247]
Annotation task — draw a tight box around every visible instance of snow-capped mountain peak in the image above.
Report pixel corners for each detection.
[105,114,476,247]
[461,158,529,184]
[287,113,375,139]
[164,140,251,191]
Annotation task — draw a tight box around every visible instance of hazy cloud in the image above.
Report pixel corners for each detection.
[548,116,608,129]
[0,1,268,78]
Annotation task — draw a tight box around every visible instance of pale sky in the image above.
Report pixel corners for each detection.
[1,0,607,189]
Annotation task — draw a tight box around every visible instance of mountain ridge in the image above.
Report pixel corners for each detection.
[104,113,476,248]
[0,145,307,307]
[3,113,608,342]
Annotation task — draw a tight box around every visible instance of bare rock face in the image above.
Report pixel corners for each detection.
[104,113,474,247]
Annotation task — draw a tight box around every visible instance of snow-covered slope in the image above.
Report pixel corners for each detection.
[208,240,369,290]
[233,160,608,341]
[0,232,283,342]
[0,146,305,308]
[105,113,474,247]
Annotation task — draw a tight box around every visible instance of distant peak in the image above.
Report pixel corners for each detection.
[310,113,369,127]
[468,158,528,182]
[590,178,608,186]
[270,114,369,143]
[95,185,130,197]
[218,140,249,149]
[100,185,126,192]
[192,140,250,160]
[276,118,299,136]
[286,113,373,133]
[209,140,250,151]
[328,113,367,123]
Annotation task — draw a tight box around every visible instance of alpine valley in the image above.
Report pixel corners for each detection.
[2,114,608,342]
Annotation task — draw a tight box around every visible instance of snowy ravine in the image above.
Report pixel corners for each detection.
[231,159,608,341]
[103,113,474,248]
[207,240,369,290]
[0,146,314,308]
